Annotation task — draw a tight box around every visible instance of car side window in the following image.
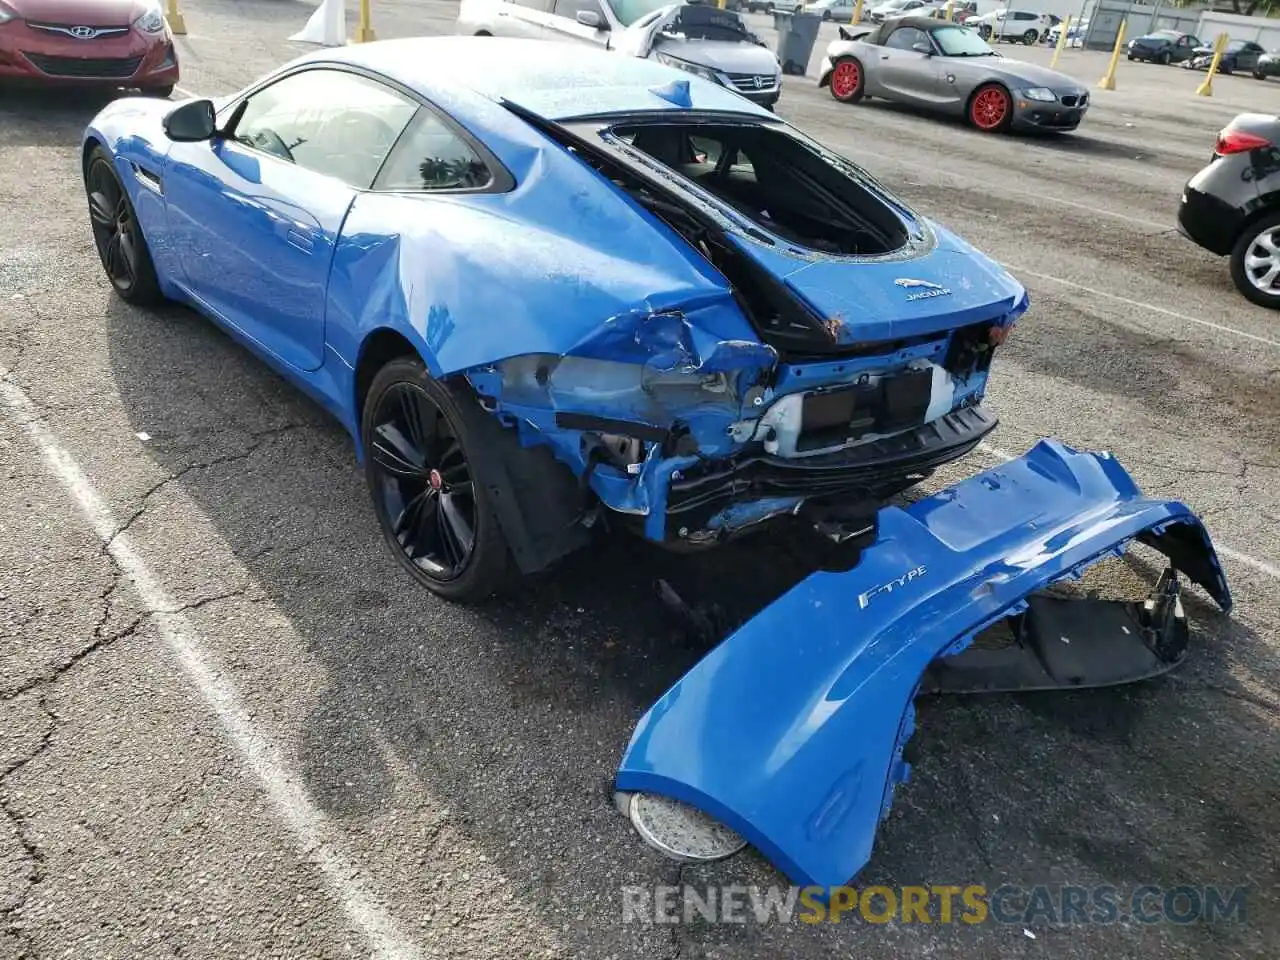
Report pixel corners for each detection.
[885,26,929,50]
[552,0,603,18]
[232,69,417,189]
[373,108,492,192]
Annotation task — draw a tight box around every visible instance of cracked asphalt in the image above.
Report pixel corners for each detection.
[1,2,1278,958]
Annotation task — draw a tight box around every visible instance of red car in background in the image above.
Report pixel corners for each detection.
[0,0,178,96]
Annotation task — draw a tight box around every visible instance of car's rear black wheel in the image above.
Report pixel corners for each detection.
[828,56,865,103]
[1022,29,1037,44]
[362,357,511,601]
[142,84,175,98]
[85,147,163,306]
[1254,69,1266,80]
[1230,211,1280,310]
[1157,50,1171,65]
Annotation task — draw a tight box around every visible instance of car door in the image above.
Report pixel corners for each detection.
[489,0,557,39]
[1238,42,1264,71]
[1174,35,1195,61]
[544,0,613,46]
[162,67,417,371]
[872,26,940,103]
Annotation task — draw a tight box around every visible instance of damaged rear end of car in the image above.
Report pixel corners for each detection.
[463,96,1027,555]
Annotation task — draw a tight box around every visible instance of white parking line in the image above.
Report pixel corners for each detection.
[1005,266,1280,349]
[976,441,1280,582]
[0,373,424,960]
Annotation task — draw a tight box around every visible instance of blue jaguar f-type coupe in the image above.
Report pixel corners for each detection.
[81,35,1237,896]
[82,36,1028,600]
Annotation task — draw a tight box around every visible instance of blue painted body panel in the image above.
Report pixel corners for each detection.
[82,36,1031,541]
[163,138,356,371]
[742,222,1029,344]
[615,441,1232,890]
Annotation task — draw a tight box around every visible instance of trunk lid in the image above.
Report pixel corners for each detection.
[733,223,1027,344]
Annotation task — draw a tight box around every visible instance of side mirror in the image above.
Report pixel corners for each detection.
[163,98,217,142]
[912,41,932,55]
[576,9,607,28]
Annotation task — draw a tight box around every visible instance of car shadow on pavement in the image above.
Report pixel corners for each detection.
[0,87,125,148]
[103,295,1277,958]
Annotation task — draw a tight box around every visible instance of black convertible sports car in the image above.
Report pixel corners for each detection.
[1127,29,1202,65]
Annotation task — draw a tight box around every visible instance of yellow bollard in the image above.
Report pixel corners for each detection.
[355,0,376,42]
[1196,32,1229,96]
[1098,18,1126,90]
[717,0,725,8]
[851,0,863,24]
[943,1,952,20]
[1050,15,1071,69]
[165,0,186,36]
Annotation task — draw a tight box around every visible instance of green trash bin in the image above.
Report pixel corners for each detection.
[774,9,822,76]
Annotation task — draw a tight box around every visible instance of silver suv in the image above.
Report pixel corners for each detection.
[456,0,784,108]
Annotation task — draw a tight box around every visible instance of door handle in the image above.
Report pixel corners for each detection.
[881,54,889,59]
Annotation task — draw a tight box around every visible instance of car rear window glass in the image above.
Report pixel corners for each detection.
[610,121,910,256]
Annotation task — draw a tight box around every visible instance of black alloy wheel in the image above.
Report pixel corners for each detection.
[85,148,162,305]
[363,359,511,601]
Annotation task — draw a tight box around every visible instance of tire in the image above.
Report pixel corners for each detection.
[84,146,163,306]
[1254,69,1266,80]
[1157,50,1171,65]
[968,82,1012,133]
[1230,212,1280,309]
[1127,54,1135,61]
[1220,61,1233,75]
[1023,29,1037,45]
[362,357,513,601]
[828,56,865,103]
[142,83,174,98]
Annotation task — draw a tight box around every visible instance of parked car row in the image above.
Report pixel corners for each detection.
[1124,28,1278,81]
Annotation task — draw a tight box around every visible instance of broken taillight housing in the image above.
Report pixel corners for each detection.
[1215,130,1272,156]
[989,322,1015,346]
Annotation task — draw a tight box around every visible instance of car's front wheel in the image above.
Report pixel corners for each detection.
[968,83,1012,133]
[1254,69,1267,80]
[362,358,512,601]
[1230,212,1280,310]
[828,56,865,102]
[1023,29,1038,44]
[84,146,163,306]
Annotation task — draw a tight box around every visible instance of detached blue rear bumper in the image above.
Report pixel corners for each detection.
[615,439,1231,890]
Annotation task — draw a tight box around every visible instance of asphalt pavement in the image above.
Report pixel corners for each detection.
[1,2,1278,958]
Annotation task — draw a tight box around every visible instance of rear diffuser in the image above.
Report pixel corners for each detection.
[614,440,1231,890]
